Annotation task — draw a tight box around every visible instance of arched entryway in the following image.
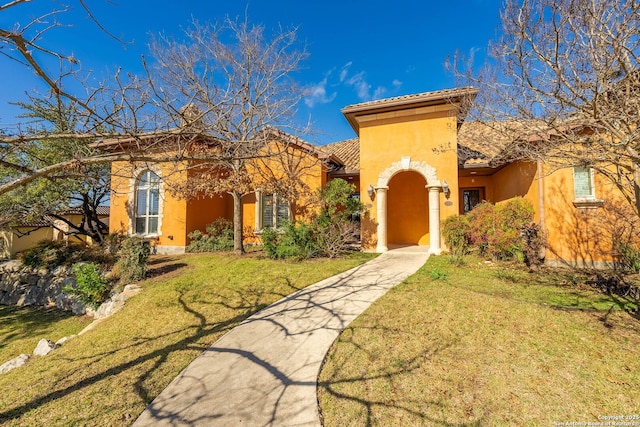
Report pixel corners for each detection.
[374,158,443,254]
[387,171,429,245]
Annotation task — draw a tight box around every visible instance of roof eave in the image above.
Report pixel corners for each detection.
[341,87,479,135]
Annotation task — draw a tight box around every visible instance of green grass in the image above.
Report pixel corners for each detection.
[318,255,640,426]
[0,251,374,426]
[0,306,90,364]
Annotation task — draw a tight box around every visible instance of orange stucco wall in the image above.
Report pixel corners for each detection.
[185,193,232,239]
[358,106,460,248]
[110,161,188,250]
[540,166,637,266]
[492,161,540,223]
[387,171,429,244]
[109,140,327,252]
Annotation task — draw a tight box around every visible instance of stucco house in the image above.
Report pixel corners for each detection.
[0,206,110,259]
[107,87,635,267]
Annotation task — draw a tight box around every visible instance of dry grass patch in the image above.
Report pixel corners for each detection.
[319,256,639,426]
[0,251,374,426]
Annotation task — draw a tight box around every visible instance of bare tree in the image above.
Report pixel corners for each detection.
[2,3,309,253]
[145,18,309,253]
[452,0,640,215]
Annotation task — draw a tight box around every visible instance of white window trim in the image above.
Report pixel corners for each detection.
[572,167,603,209]
[128,167,165,237]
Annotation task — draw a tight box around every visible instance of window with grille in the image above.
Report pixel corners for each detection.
[135,170,161,235]
[573,167,595,199]
[261,194,289,229]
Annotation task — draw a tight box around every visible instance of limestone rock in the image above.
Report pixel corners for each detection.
[33,339,56,356]
[0,354,30,374]
[55,335,77,347]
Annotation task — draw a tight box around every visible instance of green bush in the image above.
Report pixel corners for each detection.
[442,215,470,257]
[64,262,111,308]
[614,241,640,273]
[114,237,150,283]
[21,240,76,269]
[261,179,364,260]
[261,222,319,260]
[261,226,280,259]
[20,240,114,270]
[444,198,536,262]
[187,218,234,252]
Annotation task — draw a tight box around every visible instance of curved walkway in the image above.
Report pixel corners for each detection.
[133,246,429,427]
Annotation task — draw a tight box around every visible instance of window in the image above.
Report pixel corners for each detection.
[573,167,595,199]
[135,170,161,235]
[260,193,289,229]
[461,188,484,213]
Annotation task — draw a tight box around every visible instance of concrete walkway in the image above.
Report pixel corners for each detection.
[133,246,429,427]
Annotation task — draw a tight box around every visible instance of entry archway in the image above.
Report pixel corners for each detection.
[374,158,443,254]
[387,171,428,245]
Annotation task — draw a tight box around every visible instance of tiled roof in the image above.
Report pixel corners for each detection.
[322,122,526,172]
[323,138,360,172]
[341,87,478,112]
[457,120,554,167]
[0,206,110,228]
[61,206,110,217]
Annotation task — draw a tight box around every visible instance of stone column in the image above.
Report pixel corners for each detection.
[427,185,442,255]
[375,186,389,252]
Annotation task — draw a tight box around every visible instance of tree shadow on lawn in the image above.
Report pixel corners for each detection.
[0,305,83,351]
[1,256,418,425]
[317,328,485,427]
[0,286,287,423]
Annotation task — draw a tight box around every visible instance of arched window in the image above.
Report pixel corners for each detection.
[135,170,161,235]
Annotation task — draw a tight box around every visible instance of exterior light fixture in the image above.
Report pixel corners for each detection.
[442,180,451,199]
[368,184,375,201]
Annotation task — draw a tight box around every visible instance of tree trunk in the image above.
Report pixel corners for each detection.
[633,164,640,218]
[232,191,245,254]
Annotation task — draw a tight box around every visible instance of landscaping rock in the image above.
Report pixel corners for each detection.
[55,335,77,347]
[0,260,83,313]
[93,285,141,319]
[33,339,56,356]
[0,354,30,374]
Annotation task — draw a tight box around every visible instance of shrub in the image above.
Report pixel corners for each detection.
[278,221,319,259]
[21,240,76,269]
[614,241,640,273]
[442,215,470,257]
[64,262,111,308]
[521,222,545,269]
[261,226,280,259]
[187,218,234,252]
[114,237,150,283]
[261,222,319,260]
[315,221,360,258]
[313,179,363,258]
[465,201,496,255]
[20,240,115,270]
[451,198,537,262]
[261,179,364,260]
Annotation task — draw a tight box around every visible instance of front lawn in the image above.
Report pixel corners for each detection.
[318,256,640,426]
[0,251,374,426]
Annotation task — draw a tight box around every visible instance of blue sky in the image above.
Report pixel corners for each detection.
[0,0,503,145]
